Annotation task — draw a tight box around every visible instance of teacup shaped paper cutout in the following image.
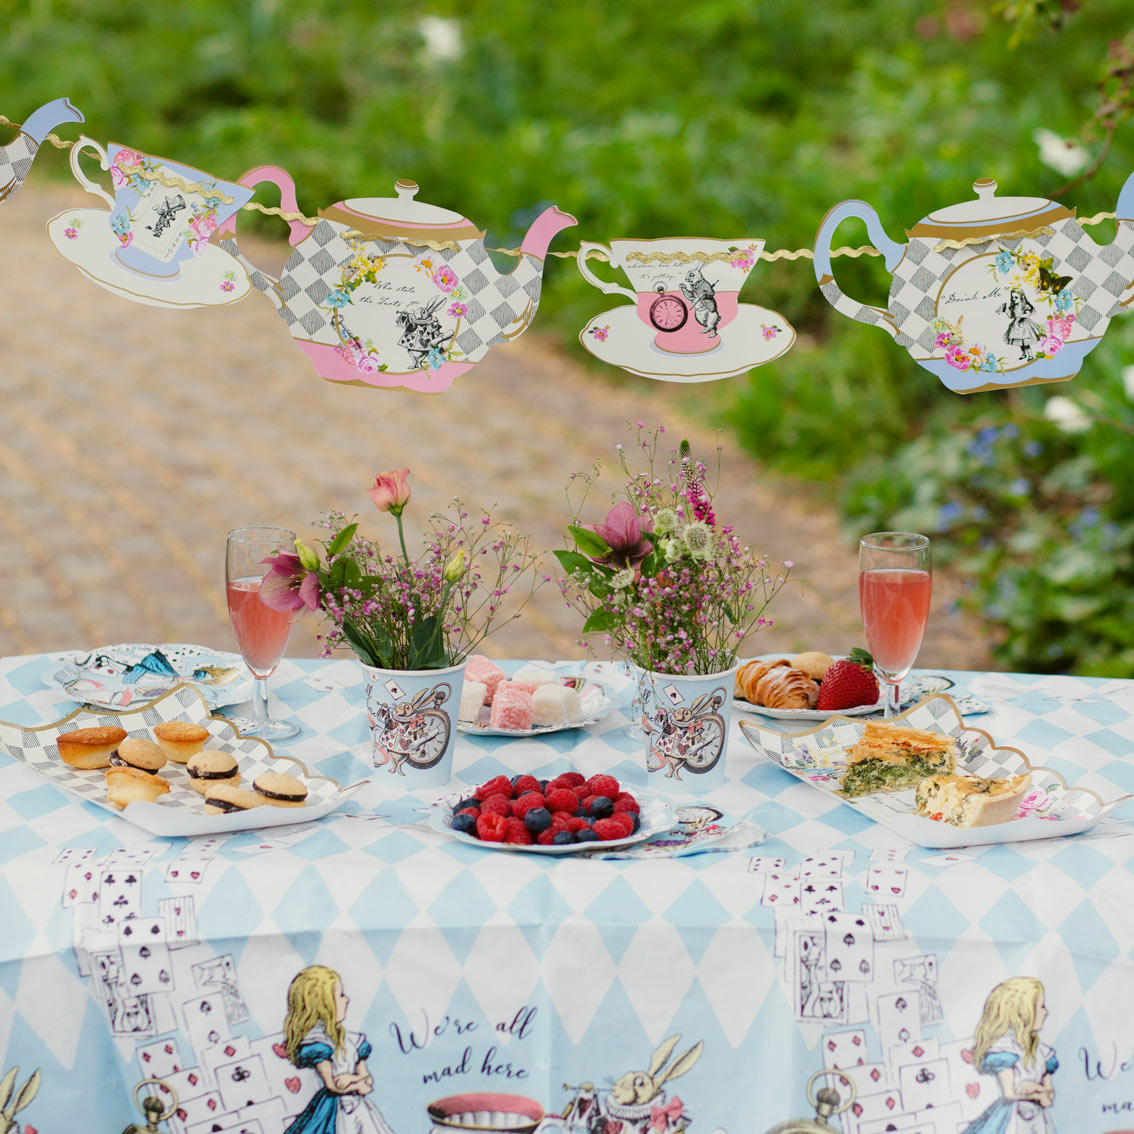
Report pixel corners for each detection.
[578,238,764,355]
[68,135,254,280]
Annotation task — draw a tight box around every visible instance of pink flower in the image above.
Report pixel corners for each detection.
[64,227,78,240]
[338,344,359,366]
[190,213,218,240]
[110,165,129,189]
[220,279,235,292]
[761,324,778,340]
[1041,335,1063,356]
[945,344,971,370]
[114,148,143,170]
[367,468,412,514]
[258,553,320,612]
[1047,315,1074,340]
[356,353,380,374]
[935,331,953,348]
[590,501,653,568]
[433,265,459,292]
[1016,786,1050,816]
[591,325,609,342]
[118,232,133,248]
[447,301,468,318]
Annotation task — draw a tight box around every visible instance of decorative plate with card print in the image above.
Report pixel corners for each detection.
[43,642,253,710]
[739,694,1129,848]
[0,684,367,836]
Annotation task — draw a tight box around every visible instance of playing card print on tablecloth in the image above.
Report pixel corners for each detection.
[821,1026,868,1070]
[747,854,786,874]
[215,1052,273,1111]
[92,948,157,1037]
[118,916,174,995]
[180,991,231,1055]
[98,866,142,925]
[137,1037,183,1080]
[876,990,922,1048]
[61,854,99,907]
[792,925,848,1024]
[894,954,943,1027]
[897,1055,951,1111]
[823,911,875,981]
[863,901,908,941]
[866,864,908,898]
[160,895,200,949]
[192,954,249,1026]
[941,1038,998,1122]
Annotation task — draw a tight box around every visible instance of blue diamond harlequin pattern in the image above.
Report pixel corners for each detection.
[0,656,1132,1132]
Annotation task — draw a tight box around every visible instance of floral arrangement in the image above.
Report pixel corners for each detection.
[556,425,793,675]
[259,469,542,670]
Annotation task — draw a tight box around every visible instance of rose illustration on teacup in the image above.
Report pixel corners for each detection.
[68,135,254,279]
[577,237,763,354]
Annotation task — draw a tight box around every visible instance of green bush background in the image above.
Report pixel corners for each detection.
[4,0,1133,673]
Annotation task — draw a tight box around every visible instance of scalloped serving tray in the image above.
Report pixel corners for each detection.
[0,684,367,835]
[739,693,1129,848]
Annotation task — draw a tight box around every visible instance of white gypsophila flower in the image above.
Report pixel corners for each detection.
[419,16,462,62]
[1033,128,1089,178]
[1043,395,1091,434]
[654,507,679,535]
[663,537,683,561]
[611,568,635,589]
[682,521,714,560]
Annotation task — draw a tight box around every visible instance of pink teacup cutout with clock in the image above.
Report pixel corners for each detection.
[577,237,763,354]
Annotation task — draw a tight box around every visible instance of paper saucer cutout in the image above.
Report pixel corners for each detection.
[579,302,796,382]
[47,208,251,310]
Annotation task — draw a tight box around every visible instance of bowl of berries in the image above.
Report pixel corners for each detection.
[429,772,676,854]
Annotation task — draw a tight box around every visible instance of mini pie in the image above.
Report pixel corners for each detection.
[252,771,308,808]
[915,772,1032,828]
[840,721,958,798]
[791,651,835,681]
[105,765,170,809]
[57,726,128,769]
[111,737,167,774]
[152,721,210,764]
[186,749,241,795]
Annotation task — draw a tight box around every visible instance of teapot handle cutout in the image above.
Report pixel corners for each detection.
[813,200,906,338]
[217,165,311,245]
[577,241,637,302]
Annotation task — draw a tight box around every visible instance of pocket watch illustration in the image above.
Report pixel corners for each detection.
[649,282,689,332]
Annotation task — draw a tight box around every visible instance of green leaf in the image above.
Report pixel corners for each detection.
[327,523,358,557]
[343,558,362,589]
[409,615,447,669]
[582,608,617,633]
[329,558,347,588]
[553,549,594,575]
[341,621,377,667]
[568,524,612,559]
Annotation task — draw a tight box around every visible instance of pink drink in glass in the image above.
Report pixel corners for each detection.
[226,577,292,677]
[859,568,932,676]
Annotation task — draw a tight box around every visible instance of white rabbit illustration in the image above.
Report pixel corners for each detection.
[602,1035,703,1132]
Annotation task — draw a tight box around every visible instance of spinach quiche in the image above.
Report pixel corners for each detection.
[915,771,1032,828]
[839,721,958,798]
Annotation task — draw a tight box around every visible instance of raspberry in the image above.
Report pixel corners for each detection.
[455,804,481,821]
[572,785,590,800]
[585,774,620,799]
[605,813,635,838]
[503,817,533,845]
[556,772,586,787]
[566,816,590,833]
[536,828,558,845]
[510,792,546,818]
[550,811,572,829]
[592,817,627,841]
[476,813,508,842]
[513,775,542,796]
[523,807,552,833]
[612,793,640,814]
[476,775,514,801]
[546,788,579,814]
[480,793,511,817]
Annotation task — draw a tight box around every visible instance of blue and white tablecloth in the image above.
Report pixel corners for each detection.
[0,653,1132,1134]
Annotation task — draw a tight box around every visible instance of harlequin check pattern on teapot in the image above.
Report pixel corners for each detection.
[813,174,1134,393]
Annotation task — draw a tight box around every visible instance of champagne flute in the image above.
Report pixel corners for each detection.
[858,532,932,718]
[225,526,301,741]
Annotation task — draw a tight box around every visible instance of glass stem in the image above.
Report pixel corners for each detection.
[883,679,902,718]
[252,675,270,725]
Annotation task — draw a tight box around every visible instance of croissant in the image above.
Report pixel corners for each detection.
[735,659,792,702]
[754,666,820,710]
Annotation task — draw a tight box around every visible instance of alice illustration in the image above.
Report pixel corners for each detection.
[963,976,1058,1134]
[997,287,1043,362]
[283,965,395,1134]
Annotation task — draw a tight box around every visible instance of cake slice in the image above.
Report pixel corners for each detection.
[839,721,958,798]
[915,772,1032,828]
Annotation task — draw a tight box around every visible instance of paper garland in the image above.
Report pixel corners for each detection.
[4,104,1133,394]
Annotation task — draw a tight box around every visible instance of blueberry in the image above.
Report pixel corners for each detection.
[511,774,525,785]
[539,779,549,790]
[517,787,537,797]
[574,828,599,842]
[629,812,641,833]
[454,798,479,813]
[451,813,478,835]
[552,830,575,845]
[524,807,552,833]
[589,795,613,819]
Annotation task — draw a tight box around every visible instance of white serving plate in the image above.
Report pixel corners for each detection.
[739,693,1128,848]
[0,684,366,836]
[456,679,612,737]
[428,787,675,855]
[43,642,253,710]
[732,673,991,721]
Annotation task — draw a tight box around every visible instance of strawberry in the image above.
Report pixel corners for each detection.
[816,648,879,711]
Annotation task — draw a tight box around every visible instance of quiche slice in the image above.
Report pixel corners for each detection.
[915,772,1032,828]
[839,721,958,798]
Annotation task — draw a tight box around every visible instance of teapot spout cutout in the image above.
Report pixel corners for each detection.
[2,98,84,204]
[814,176,1134,393]
[220,173,576,393]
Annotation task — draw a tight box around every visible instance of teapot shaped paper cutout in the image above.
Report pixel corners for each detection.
[2,98,83,204]
[813,173,1134,393]
[219,169,576,392]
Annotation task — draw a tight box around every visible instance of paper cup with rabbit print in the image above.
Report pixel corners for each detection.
[634,664,737,795]
[362,661,465,788]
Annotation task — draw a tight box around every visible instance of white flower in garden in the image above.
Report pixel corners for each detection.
[611,568,635,590]
[1123,365,1134,402]
[1032,129,1089,178]
[1043,395,1091,434]
[682,521,714,560]
[419,16,462,62]
[654,507,679,536]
